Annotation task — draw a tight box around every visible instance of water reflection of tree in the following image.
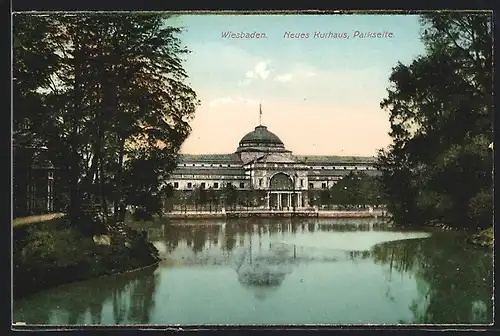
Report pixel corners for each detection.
[14,266,159,324]
[207,225,220,246]
[127,268,158,323]
[192,228,207,254]
[371,236,493,324]
[163,225,181,253]
[224,223,237,252]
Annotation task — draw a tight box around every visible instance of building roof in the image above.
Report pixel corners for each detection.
[296,155,377,164]
[239,125,284,146]
[254,152,299,164]
[171,167,246,176]
[308,169,380,177]
[178,153,242,163]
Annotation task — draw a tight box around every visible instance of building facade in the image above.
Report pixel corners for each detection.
[13,144,56,218]
[166,123,379,210]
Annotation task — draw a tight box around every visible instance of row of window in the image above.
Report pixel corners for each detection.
[316,166,373,170]
[172,181,334,190]
[257,178,305,187]
[183,163,233,167]
[172,182,245,189]
[181,163,375,170]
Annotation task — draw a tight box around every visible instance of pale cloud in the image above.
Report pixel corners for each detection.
[274,63,317,83]
[274,73,293,82]
[239,60,274,86]
[207,95,260,108]
[208,96,235,107]
[237,78,252,87]
[254,61,272,79]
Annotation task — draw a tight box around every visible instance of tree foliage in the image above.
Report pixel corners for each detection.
[308,172,385,208]
[13,13,199,232]
[377,13,493,229]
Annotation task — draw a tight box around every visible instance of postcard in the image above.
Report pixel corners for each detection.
[12,10,494,328]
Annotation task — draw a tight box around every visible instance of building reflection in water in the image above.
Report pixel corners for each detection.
[12,218,493,325]
[153,218,377,300]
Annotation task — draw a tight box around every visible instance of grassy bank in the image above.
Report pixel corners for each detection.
[465,227,494,249]
[13,216,160,300]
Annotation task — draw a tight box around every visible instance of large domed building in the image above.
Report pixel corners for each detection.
[167,109,379,209]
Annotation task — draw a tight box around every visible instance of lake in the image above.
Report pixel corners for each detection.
[12,218,493,325]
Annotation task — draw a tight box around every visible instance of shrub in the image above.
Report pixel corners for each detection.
[468,189,493,230]
[20,227,94,267]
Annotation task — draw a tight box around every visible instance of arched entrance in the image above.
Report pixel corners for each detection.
[267,172,303,210]
[269,172,293,190]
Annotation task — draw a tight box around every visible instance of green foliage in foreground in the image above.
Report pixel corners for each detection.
[13,221,159,299]
[377,13,493,230]
[466,227,494,249]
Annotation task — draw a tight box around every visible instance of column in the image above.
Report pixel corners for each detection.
[297,193,301,209]
[288,193,291,208]
[278,193,282,210]
[266,192,270,209]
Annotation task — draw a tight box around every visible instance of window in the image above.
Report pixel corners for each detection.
[321,167,325,169]
[259,178,263,187]
[214,182,219,188]
[321,182,327,189]
[355,167,358,170]
[227,182,232,187]
[201,164,205,167]
[174,182,179,188]
[309,183,314,189]
[343,167,347,170]
[192,164,195,166]
[219,164,223,167]
[300,179,304,187]
[187,182,192,188]
[239,182,245,188]
[183,164,186,167]
[201,182,206,189]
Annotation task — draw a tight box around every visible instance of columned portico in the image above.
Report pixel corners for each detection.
[266,191,304,210]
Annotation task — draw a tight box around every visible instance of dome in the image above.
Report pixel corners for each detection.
[239,125,284,146]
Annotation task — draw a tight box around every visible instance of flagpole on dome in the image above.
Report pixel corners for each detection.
[259,103,263,126]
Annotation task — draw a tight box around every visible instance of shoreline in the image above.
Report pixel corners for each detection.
[13,261,161,302]
[13,255,161,301]
[162,209,386,219]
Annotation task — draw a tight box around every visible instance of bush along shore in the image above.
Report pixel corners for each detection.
[424,220,493,249]
[465,227,494,249]
[13,213,160,300]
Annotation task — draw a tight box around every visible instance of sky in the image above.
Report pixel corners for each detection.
[166,14,426,156]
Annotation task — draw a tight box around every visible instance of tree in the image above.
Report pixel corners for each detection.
[221,183,238,210]
[377,13,492,229]
[13,13,199,232]
[207,187,217,212]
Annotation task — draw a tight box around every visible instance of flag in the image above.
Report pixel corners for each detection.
[259,103,262,125]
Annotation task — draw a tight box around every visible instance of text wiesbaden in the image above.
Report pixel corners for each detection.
[221,31,394,39]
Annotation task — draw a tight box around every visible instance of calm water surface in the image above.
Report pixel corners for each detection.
[13,218,493,325]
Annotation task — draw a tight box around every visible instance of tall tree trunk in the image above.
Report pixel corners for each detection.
[99,153,109,219]
[69,41,83,228]
[113,137,125,223]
